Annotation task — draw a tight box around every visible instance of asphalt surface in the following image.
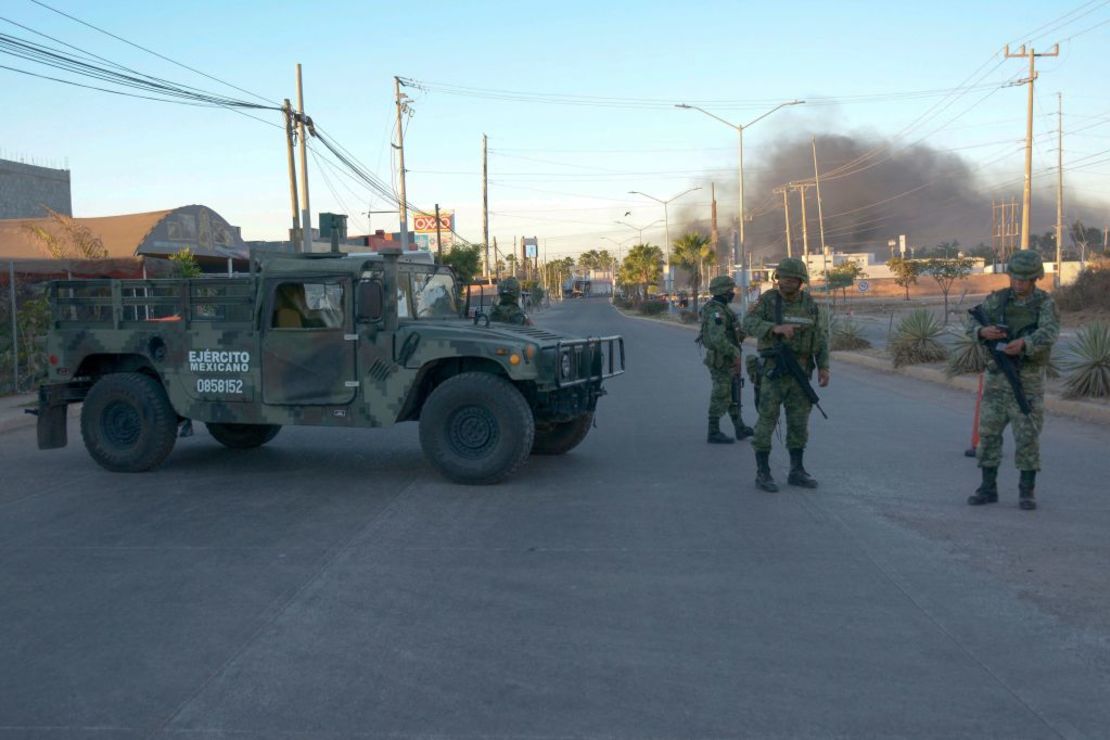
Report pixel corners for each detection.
[2,297,1109,738]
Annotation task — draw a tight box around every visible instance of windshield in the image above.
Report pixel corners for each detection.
[412,272,458,319]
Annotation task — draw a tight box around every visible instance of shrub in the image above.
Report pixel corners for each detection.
[945,330,987,377]
[1054,266,1110,312]
[830,316,871,351]
[891,309,948,367]
[612,296,633,309]
[638,300,669,316]
[1061,321,1110,398]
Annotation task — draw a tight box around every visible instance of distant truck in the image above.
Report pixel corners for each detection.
[562,276,591,298]
[35,249,624,484]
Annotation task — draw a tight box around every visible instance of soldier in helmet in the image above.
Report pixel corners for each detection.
[699,275,754,444]
[741,257,830,491]
[966,249,1059,510]
[489,277,533,326]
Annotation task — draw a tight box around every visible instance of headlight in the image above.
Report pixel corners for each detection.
[560,352,572,379]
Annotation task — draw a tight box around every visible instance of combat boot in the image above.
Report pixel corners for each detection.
[707,417,734,444]
[1019,470,1037,510]
[787,448,818,488]
[967,466,998,505]
[730,414,754,441]
[755,451,778,492]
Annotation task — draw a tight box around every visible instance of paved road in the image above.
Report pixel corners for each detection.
[2,298,1108,738]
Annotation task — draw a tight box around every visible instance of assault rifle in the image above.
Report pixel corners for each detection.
[730,371,744,411]
[968,305,1032,416]
[764,339,828,419]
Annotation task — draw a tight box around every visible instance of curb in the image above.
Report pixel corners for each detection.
[614,306,1110,427]
[833,351,1110,427]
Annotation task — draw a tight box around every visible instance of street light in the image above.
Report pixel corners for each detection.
[628,187,702,291]
[675,99,804,294]
[615,219,662,243]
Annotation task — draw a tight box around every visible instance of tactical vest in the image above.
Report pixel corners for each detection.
[698,298,741,369]
[998,289,1044,339]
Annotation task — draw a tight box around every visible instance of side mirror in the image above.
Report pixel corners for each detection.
[356,281,384,322]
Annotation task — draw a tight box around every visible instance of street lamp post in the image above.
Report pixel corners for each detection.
[675,100,804,303]
[628,187,701,292]
[615,219,662,244]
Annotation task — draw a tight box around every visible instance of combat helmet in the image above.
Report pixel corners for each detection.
[774,257,809,283]
[498,276,522,298]
[708,275,736,296]
[1007,250,1044,280]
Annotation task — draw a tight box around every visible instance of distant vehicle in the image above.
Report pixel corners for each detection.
[562,275,591,298]
[35,250,625,484]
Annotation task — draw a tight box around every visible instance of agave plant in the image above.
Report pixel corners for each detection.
[945,329,987,377]
[830,316,872,351]
[1061,322,1110,399]
[891,309,948,368]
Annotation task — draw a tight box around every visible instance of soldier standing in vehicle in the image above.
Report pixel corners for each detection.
[699,275,754,444]
[966,249,1059,510]
[741,258,829,492]
[489,277,533,326]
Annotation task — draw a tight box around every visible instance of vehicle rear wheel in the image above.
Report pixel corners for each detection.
[419,372,534,484]
[531,412,593,455]
[206,422,281,449]
[80,372,177,472]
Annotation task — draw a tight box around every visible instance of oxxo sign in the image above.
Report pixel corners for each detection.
[413,214,452,231]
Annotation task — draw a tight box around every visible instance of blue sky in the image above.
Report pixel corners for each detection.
[3,0,1109,258]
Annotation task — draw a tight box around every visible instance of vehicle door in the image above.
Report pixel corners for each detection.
[261,277,357,405]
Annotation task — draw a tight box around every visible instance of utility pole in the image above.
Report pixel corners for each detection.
[1055,92,1064,288]
[394,76,411,251]
[493,236,500,280]
[434,203,443,259]
[282,99,300,240]
[295,65,312,253]
[482,134,490,279]
[773,187,792,257]
[812,138,828,257]
[710,182,720,275]
[1006,43,1059,249]
[790,183,811,260]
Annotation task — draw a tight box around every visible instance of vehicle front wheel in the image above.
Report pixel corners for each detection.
[531,413,593,455]
[80,372,178,472]
[419,372,534,484]
[206,422,281,449]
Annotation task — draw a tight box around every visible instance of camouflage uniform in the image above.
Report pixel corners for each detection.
[489,277,531,326]
[698,275,753,443]
[967,250,1059,509]
[741,258,829,490]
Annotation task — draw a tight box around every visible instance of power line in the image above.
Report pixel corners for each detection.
[28,0,279,106]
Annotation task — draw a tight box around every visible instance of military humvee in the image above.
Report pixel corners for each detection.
[35,249,624,484]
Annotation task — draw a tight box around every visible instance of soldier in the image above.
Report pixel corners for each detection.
[699,275,754,444]
[489,277,533,326]
[741,257,830,492]
[967,249,1059,510]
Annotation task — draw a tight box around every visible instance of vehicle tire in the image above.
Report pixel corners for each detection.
[419,372,534,485]
[531,412,593,456]
[80,372,178,472]
[206,422,281,449]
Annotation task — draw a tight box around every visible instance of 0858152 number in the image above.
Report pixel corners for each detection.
[195,378,244,395]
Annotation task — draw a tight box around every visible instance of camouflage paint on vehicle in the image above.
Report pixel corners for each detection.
[38,249,624,444]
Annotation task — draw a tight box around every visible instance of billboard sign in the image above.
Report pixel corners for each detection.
[413,210,454,252]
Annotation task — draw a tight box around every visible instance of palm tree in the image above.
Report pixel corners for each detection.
[671,231,715,313]
[619,243,664,301]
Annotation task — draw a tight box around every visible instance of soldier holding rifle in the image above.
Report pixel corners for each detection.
[742,258,830,492]
[966,249,1059,510]
[698,275,754,444]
